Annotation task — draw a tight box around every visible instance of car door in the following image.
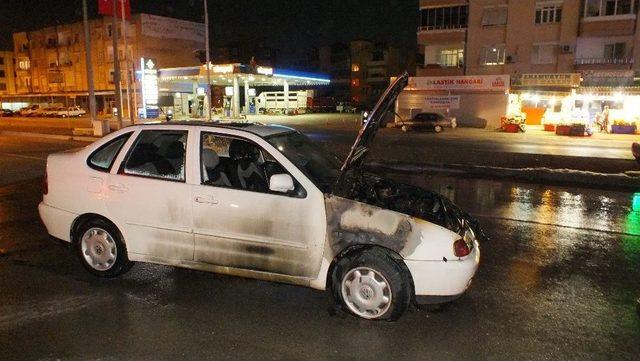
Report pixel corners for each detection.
[191,130,326,278]
[105,128,194,262]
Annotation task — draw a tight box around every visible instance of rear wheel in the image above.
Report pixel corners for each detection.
[401,125,410,132]
[332,248,412,321]
[434,125,443,133]
[75,218,133,278]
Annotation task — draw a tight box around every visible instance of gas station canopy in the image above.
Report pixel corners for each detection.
[158,63,331,87]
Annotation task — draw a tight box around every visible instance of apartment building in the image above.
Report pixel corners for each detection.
[8,13,204,113]
[412,0,640,128]
[0,51,16,96]
[319,40,407,107]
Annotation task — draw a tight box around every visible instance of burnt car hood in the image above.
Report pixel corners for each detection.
[332,72,409,191]
[332,172,487,240]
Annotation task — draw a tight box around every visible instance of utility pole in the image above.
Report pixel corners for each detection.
[82,0,99,135]
[121,0,133,124]
[204,0,212,121]
[112,0,123,128]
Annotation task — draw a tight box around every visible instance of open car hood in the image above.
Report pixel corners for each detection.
[332,72,409,192]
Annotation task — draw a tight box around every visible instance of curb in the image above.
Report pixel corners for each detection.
[367,161,640,191]
[0,131,98,142]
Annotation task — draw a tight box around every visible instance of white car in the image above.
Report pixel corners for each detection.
[39,74,482,320]
[56,106,86,117]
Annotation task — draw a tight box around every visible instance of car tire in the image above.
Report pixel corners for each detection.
[75,218,133,278]
[332,248,412,321]
[434,125,443,133]
[401,125,410,132]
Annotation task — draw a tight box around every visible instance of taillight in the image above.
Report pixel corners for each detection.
[453,238,470,257]
[42,170,48,195]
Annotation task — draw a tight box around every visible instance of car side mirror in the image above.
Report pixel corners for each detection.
[269,174,295,193]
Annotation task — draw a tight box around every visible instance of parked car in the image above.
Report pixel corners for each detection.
[18,104,41,116]
[52,106,87,118]
[39,73,483,321]
[399,112,457,133]
[42,107,64,117]
[0,109,13,117]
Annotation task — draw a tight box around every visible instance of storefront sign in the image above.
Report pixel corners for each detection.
[425,95,460,109]
[140,14,205,43]
[140,57,159,118]
[520,73,581,87]
[408,75,509,91]
[580,70,634,87]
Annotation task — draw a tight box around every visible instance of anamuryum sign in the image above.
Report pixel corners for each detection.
[407,75,510,91]
[520,73,581,87]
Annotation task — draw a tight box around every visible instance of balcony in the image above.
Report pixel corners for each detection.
[574,57,634,71]
[416,63,464,77]
[417,24,466,33]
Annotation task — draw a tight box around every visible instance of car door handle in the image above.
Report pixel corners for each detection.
[194,195,218,205]
[108,184,128,193]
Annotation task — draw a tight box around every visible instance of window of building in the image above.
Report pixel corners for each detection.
[604,42,626,59]
[351,64,360,72]
[420,5,468,30]
[482,6,508,26]
[480,45,506,65]
[536,2,562,23]
[0,70,5,78]
[439,48,464,67]
[532,44,558,64]
[123,130,188,182]
[18,58,30,70]
[584,0,634,17]
[0,83,6,91]
[0,57,4,65]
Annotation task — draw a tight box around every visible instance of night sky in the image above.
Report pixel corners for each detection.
[0,0,418,63]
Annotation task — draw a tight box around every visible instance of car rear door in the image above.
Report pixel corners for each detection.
[190,129,325,278]
[105,127,195,262]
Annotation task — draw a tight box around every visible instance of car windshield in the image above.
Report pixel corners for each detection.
[266,131,342,192]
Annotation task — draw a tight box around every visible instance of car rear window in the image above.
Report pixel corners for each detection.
[88,132,132,171]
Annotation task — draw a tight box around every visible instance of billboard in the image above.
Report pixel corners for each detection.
[140,58,159,119]
[140,14,205,43]
[425,95,460,110]
[407,75,509,92]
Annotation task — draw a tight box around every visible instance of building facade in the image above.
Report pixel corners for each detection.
[319,40,408,107]
[0,51,16,96]
[413,0,640,129]
[6,13,204,114]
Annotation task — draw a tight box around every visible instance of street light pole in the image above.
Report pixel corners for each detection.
[112,0,123,128]
[82,0,98,134]
[121,0,133,124]
[204,0,212,121]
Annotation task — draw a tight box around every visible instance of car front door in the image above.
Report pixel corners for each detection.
[105,128,194,262]
[190,130,325,278]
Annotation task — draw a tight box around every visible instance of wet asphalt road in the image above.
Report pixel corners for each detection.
[0,135,639,361]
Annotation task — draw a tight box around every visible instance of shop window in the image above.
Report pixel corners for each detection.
[604,42,626,59]
[482,6,508,26]
[420,5,468,30]
[480,45,506,65]
[532,44,558,64]
[439,48,464,67]
[535,2,562,24]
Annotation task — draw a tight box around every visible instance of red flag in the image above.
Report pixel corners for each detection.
[98,0,131,20]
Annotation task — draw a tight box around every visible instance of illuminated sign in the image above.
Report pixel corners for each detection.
[225,86,234,96]
[140,57,159,118]
[425,95,460,110]
[248,88,256,97]
[520,73,581,87]
[408,75,510,92]
[256,66,273,76]
[211,64,234,74]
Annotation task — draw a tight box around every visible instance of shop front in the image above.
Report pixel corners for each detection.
[396,75,510,128]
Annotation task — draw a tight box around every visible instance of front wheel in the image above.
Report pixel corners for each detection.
[75,218,133,278]
[332,248,412,320]
[434,125,443,133]
[401,125,410,132]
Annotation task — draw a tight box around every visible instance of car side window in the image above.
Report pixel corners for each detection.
[200,132,305,197]
[87,132,132,171]
[122,130,187,182]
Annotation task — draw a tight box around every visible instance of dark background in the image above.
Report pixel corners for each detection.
[0,0,418,64]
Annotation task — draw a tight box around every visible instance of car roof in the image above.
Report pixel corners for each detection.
[136,121,296,138]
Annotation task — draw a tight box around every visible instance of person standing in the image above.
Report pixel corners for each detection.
[602,105,610,133]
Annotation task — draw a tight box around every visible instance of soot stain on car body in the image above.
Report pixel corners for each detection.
[325,195,423,258]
